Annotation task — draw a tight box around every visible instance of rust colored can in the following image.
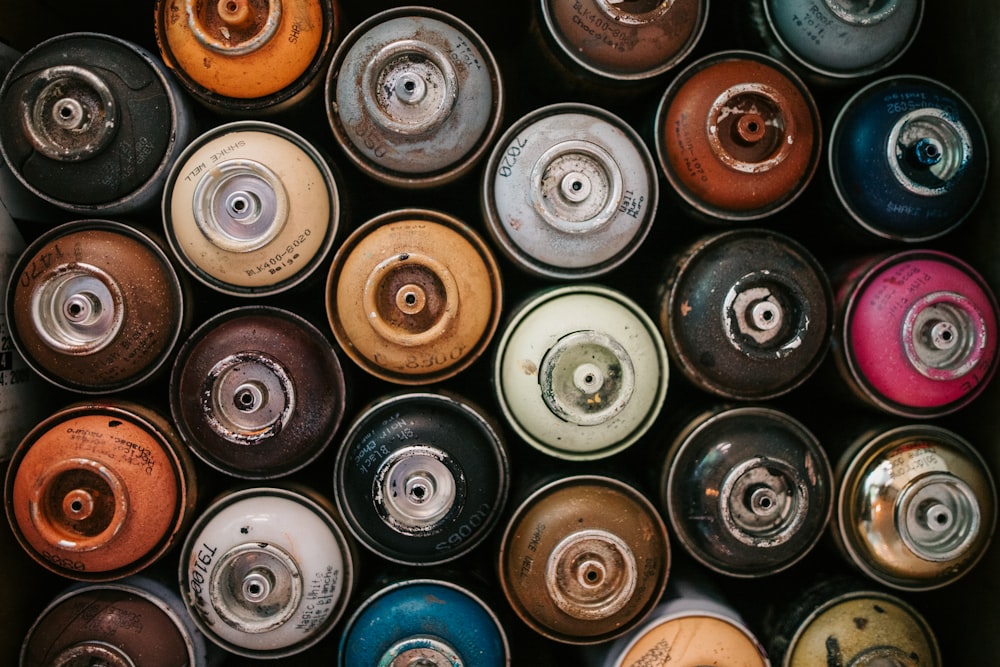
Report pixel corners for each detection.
[766,576,941,666]
[538,0,708,81]
[498,474,670,645]
[326,6,504,188]
[6,219,187,394]
[326,208,503,385]
[657,228,832,400]
[21,575,220,667]
[654,50,821,222]
[170,305,348,479]
[3,400,198,581]
[162,121,340,297]
[154,0,340,115]
[831,423,996,591]
[0,32,196,216]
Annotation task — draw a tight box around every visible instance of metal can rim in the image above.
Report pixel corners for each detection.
[161,120,340,297]
[0,31,194,215]
[5,218,187,394]
[332,389,510,566]
[324,5,505,189]
[480,102,660,280]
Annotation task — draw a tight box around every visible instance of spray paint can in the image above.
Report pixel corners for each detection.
[747,0,924,83]
[829,75,989,242]
[536,0,708,83]
[657,228,832,400]
[497,474,670,644]
[481,102,659,280]
[21,575,220,667]
[326,208,503,385]
[0,32,196,217]
[493,284,668,460]
[178,484,356,659]
[766,575,941,666]
[6,219,187,394]
[326,6,504,188]
[653,50,821,222]
[154,0,341,115]
[830,249,1000,418]
[4,400,198,581]
[170,305,348,480]
[162,120,340,297]
[831,422,996,591]
[339,576,510,666]
[586,574,770,666]
[334,391,509,566]
[661,405,832,578]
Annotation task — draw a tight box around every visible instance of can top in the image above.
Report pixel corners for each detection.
[327,209,502,385]
[339,579,509,667]
[498,474,670,645]
[494,284,668,459]
[840,249,999,417]
[0,32,183,212]
[482,103,659,279]
[785,589,940,666]
[829,75,988,242]
[540,0,708,80]
[764,0,923,79]
[655,51,820,221]
[5,401,194,580]
[163,121,339,296]
[835,423,997,591]
[155,0,334,107]
[327,6,503,188]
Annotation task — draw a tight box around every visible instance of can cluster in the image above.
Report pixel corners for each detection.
[0,1,994,665]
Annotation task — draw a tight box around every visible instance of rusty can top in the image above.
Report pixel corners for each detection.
[0,32,196,215]
[170,305,347,479]
[155,0,339,113]
[21,576,214,667]
[654,50,821,222]
[4,400,197,581]
[6,219,186,394]
[326,6,504,188]
[326,208,503,385]
[482,103,659,280]
[540,0,708,80]
[498,474,670,645]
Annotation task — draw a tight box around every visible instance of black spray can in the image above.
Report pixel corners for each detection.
[660,405,833,578]
[657,228,832,400]
[0,33,196,217]
[333,391,510,566]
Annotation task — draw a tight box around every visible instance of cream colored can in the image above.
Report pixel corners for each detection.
[493,284,668,460]
[163,121,339,297]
